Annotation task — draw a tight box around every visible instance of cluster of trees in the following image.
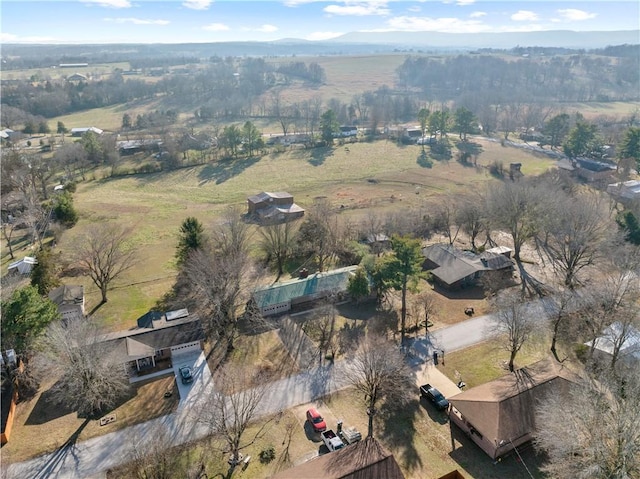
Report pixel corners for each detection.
[397,53,639,103]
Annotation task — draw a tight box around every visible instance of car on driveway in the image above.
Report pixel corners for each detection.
[420,383,449,411]
[306,408,327,433]
[179,366,193,384]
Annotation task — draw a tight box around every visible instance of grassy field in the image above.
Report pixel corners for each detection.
[0,63,131,81]
[47,138,553,331]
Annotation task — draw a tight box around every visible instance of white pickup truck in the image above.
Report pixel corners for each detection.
[321,429,345,452]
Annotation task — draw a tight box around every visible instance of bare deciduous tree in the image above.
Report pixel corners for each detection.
[486,179,553,296]
[537,191,611,288]
[534,372,640,479]
[76,223,136,304]
[258,219,298,280]
[410,290,438,337]
[296,199,338,272]
[491,293,536,372]
[197,365,273,475]
[39,317,129,417]
[343,335,414,438]
[456,193,487,252]
[186,208,260,353]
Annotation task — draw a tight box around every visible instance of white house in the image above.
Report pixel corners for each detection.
[70,127,103,137]
[585,322,640,366]
[7,256,37,275]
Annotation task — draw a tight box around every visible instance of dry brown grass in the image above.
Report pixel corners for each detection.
[2,374,178,464]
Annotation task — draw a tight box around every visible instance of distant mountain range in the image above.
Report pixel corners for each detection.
[3,30,638,61]
[328,30,640,49]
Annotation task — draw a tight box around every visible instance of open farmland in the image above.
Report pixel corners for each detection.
[53,137,554,330]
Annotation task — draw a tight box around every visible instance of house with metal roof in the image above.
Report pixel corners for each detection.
[607,180,640,201]
[7,256,37,275]
[253,266,358,316]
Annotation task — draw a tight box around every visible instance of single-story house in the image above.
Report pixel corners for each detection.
[448,358,580,460]
[7,256,37,275]
[67,73,88,82]
[270,437,405,479]
[422,244,513,289]
[70,126,103,137]
[48,285,85,322]
[253,266,358,316]
[247,191,305,224]
[558,157,616,183]
[584,322,640,367]
[607,180,640,202]
[100,310,205,380]
[117,138,163,155]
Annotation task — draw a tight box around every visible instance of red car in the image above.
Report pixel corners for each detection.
[306,408,327,433]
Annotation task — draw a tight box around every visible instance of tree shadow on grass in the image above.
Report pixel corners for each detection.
[417,150,433,168]
[308,147,333,166]
[378,399,423,473]
[197,156,260,185]
[25,380,76,425]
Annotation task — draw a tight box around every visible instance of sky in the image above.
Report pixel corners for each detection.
[1,0,639,44]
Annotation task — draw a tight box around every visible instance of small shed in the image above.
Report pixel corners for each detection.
[71,127,103,137]
[7,256,37,275]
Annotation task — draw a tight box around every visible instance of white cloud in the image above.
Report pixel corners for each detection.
[203,23,230,31]
[456,0,476,5]
[557,9,597,21]
[306,31,344,41]
[408,6,421,13]
[511,10,539,22]
[81,0,131,8]
[386,16,491,33]
[183,0,213,10]
[256,24,279,33]
[1,32,58,43]
[324,2,390,16]
[469,11,486,18]
[104,17,170,25]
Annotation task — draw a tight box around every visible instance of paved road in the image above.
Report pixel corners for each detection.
[4,302,554,479]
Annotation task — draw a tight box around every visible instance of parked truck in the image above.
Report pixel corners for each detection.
[321,429,345,452]
[420,383,450,411]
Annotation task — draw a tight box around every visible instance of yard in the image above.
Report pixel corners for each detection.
[1,373,178,464]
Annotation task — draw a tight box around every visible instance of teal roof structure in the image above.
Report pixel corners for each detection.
[253,266,357,309]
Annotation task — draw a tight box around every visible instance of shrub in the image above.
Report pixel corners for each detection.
[259,445,276,464]
[489,160,505,178]
[53,191,78,227]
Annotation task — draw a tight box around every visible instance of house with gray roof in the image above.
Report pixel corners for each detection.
[422,244,513,289]
[253,266,358,316]
[48,285,85,322]
[100,309,205,380]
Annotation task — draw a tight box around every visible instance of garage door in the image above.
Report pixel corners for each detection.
[170,341,202,356]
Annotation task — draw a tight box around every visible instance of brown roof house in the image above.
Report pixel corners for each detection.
[247,191,304,224]
[448,358,580,459]
[270,437,405,479]
[422,244,513,290]
[48,285,85,322]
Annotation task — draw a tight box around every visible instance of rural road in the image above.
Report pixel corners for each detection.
[3,299,554,479]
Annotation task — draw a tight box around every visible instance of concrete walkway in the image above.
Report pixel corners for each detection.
[4,303,554,479]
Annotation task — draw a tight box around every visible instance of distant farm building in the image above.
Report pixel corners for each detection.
[71,126,103,137]
[558,158,616,183]
[59,63,89,68]
[247,191,304,224]
[67,73,88,82]
[117,139,163,155]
